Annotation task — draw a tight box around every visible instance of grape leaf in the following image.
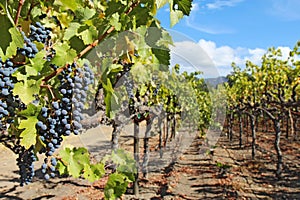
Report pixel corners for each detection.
[109,13,121,31]
[78,26,97,45]
[52,43,77,66]
[0,14,13,57]
[104,173,128,199]
[13,80,40,104]
[30,6,42,18]
[64,22,81,40]
[0,1,4,10]
[83,163,105,182]
[19,117,38,149]
[59,147,90,178]
[174,0,192,16]
[152,48,170,68]
[13,69,28,81]
[59,148,83,178]
[7,27,24,57]
[76,7,96,20]
[56,160,68,175]
[29,50,47,75]
[18,103,39,117]
[156,30,173,47]
[131,62,149,83]
[54,0,80,12]
[103,78,115,118]
[73,147,90,165]
[156,0,168,9]
[170,9,183,27]
[0,47,4,58]
[110,151,125,166]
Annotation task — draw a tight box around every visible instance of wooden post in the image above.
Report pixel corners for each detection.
[142,118,152,178]
[133,121,139,195]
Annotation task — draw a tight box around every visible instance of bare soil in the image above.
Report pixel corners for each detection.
[1,125,300,200]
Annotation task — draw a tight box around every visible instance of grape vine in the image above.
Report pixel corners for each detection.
[0,0,197,198]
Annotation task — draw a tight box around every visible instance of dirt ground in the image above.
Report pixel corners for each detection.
[0,124,300,200]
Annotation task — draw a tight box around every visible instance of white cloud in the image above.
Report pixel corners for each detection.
[268,0,300,21]
[205,0,244,10]
[277,46,292,59]
[170,39,269,77]
[170,41,218,77]
[170,39,297,78]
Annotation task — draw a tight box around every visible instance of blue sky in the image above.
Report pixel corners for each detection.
[156,0,300,77]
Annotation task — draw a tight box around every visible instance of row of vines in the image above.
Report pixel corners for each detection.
[224,44,300,178]
[0,0,222,199]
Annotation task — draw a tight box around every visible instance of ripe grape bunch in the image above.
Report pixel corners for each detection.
[0,22,54,185]
[0,58,24,130]
[18,22,52,58]
[37,63,94,180]
[16,146,37,186]
[0,25,50,185]
[0,58,30,186]
[118,61,135,115]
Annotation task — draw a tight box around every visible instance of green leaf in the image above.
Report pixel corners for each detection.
[109,13,121,31]
[0,14,13,57]
[170,9,183,27]
[107,64,123,74]
[59,147,83,178]
[104,173,128,199]
[58,147,90,178]
[111,150,127,165]
[73,147,90,165]
[5,27,24,58]
[0,47,4,58]
[174,0,192,16]
[30,7,42,19]
[83,163,105,182]
[57,160,68,175]
[78,26,98,45]
[13,69,28,81]
[25,50,46,76]
[18,103,39,117]
[64,22,81,40]
[156,30,173,47]
[13,80,40,104]
[52,43,77,66]
[156,0,168,9]
[19,117,38,149]
[0,1,4,10]
[103,78,116,118]
[54,0,80,12]
[152,48,170,68]
[76,7,96,20]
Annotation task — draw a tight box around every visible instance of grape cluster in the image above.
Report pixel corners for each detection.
[123,72,135,115]
[37,64,73,179]
[153,84,160,96]
[18,32,39,58]
[72,63,94,133]
[37,63,94,180]
[0,58,23,129]
[41,157,57,180]
[118,62,135,115]
[29,22,51,43]
[18,22,51,58]
[16,147,36,186]
[37,101,66,179]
